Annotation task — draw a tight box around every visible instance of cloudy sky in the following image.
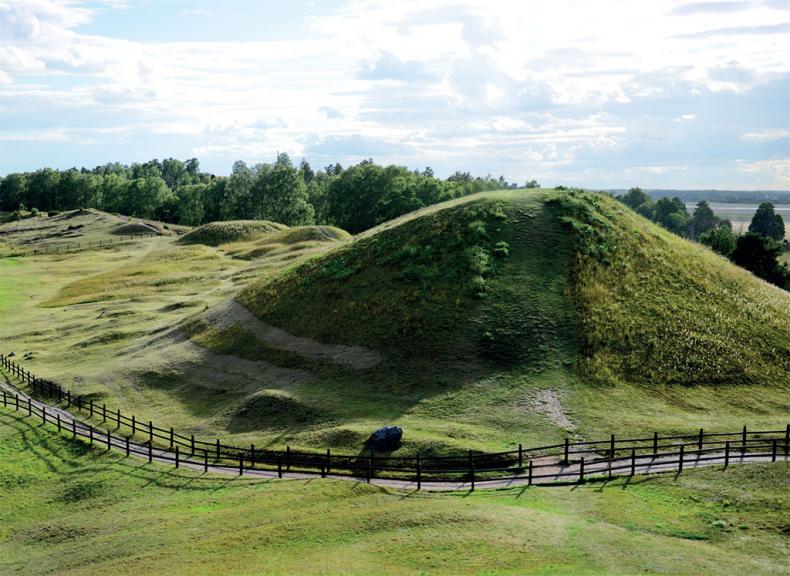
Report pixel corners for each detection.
[1,0,789,188]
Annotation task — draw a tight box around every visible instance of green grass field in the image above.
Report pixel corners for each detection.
[0,195,787,457]
[1,408,788,575]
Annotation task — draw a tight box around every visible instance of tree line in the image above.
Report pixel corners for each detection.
[617,187,788,289]
[0,155,520,234]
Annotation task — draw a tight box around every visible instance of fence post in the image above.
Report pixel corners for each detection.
[169,427,174,449]
[278,456,283,479]
[563,438,569,464]
[106,429,111,452]
[416,452,421,491]
[250,444,255,469]
[42,406,46,423]
[698,428,703,452]
[126,435,130,456]
[57,413,61,432]
[27,397,31,416]
[148,441,152,463]
[610,434,615,458]
[742,425,747,454]
[653,431,658,455]
[116,409,121,427]
[579,457,585,484]
[326,449,331,475]
[528,459,533,486]
[367,452,373,483]
[608,452,613,480]
[470,462,475,492]
[204,449,208,473]
[132,415,136,435]
[518,443,523,469]
[149,421,153,443]
[191,434,195,455]
[724,440,730,468]
[15,394,18,411]
[771,439,777,462]
[239,453,244,476]
[286,446,290,471]
[72,418,77,439]
[175,446,180,468]
[679,445,684,473]
[89,425,93,445]
[785,424,789,457]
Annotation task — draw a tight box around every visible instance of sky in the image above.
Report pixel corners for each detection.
[1,0,789,189]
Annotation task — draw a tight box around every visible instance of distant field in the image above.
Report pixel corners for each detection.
[687,203,790,239]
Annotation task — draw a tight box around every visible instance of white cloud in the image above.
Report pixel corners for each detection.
[0,0,789,186]
[739,158,790,185]
[743,129,790,141]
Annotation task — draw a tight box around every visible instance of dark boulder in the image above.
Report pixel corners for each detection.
[367,426,402,452]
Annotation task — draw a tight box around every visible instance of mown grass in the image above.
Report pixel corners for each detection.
[1,408,788,575]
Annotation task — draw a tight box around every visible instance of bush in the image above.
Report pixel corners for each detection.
[493,241,510,258]
[30,207,39,217]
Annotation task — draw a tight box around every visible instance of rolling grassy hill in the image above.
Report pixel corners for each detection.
[1,190,787,456]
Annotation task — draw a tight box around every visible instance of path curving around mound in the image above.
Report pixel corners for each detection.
[1,375,786,493]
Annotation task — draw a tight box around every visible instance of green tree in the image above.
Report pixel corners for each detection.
[0,173,27,212]
[748,202,785,241]
[730,233,789,289]
[700,227,736,257]
[687,200,718,240]
[250,154,314,225]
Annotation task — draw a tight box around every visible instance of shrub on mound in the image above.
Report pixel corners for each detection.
[178,220,287,246]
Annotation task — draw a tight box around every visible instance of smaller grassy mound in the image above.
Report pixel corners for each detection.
[0,208,150,249]
[229,389,328,432]
[220,225,350,261]
[178,220,287,246]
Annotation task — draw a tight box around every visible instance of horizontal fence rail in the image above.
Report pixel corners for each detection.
[0,231,172,259]
[1,355,788,489]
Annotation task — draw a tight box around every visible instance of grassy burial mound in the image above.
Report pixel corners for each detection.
[178,220,287,246]
[239,189,789,387]
[0,208,166,251]
[190,189,789,448]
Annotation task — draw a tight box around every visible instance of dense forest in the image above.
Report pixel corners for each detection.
[0,155,517,234]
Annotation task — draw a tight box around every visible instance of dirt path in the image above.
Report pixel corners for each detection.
[202,299,382,370]
[2,378,785,492]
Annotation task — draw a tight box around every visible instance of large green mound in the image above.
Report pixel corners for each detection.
[178,220,287,246]
[240,190,789,388]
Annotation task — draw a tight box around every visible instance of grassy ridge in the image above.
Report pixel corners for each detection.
[1,408,788,575]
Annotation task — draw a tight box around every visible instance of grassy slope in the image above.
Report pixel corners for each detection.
[0,209,166,250]
[1,193,787,455]
[1,409,788,576]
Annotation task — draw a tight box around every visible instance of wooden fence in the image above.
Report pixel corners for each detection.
[1,354,788,489]
[0,232,172,259]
